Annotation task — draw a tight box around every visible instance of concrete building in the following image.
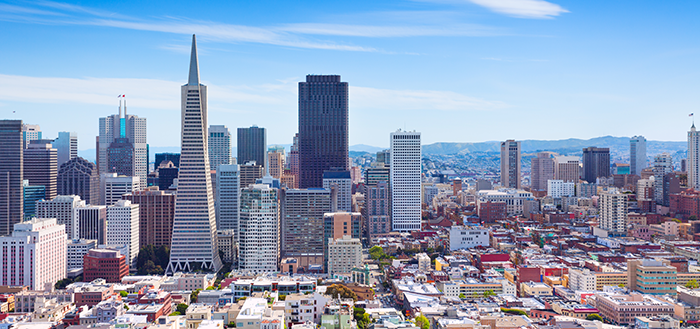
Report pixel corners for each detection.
[521,282,553,298]
[568,268,596,292]
[57,157,99,205]
[239,184,279,273]
[22,181,44,219]
[267,147,285,179]
[107,199,140,267]
[531,152,555,192]
[76,205,107,244]
[324,212,361,270]
[216,164,240,240]
[240,161,264,189]
[323,169,352,212]
[390,130,421,232]
[209,125,232,169]
[547,180,575,198]
[100,173,140,206]
[653,153,673,205]
[599,189,628,235]
[99,99,147,186]
[630,136,647,176]
[628,259,677,296]
[582,147,610,183]
[449,226,490,251]
[67,239,97,270]
[83,249,129,283]
[280,188,332,268]
[500,140,521,189]
[365,165,389,187]
[24,140,57,200]
[217,230,236,264]
[238,126,267,173]
[0,120,25,235]
[36,195,84,240]
[689,124,700,190]
[327,236,362,275]
[122,187,175,248]
[298,75,349,189]
[364,181,391,243]
[0,218,67,290]
[476,189,534,216]
[53,131,78,169]
[595,293,673,326]
[22,123,42,149]
[556,156,580,183]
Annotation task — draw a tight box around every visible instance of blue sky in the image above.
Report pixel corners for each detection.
[1,0,699,149]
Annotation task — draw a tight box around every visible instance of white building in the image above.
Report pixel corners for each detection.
[98,110,147,186]
[476,189,534,216]
[209,125,232,169]
[67,239,97,270]
[327,236,362,275]
[630,136,647,176]
[0,218,67,290]
[216,164,240,241]
[690,124,700,190]
[653,153,672,204]
[637,177,655,200]
[100,173,139,206]
[547,180,576,198]
[390,130,421,232]
[323,170,352,212]
[106,200,139,266]
[239,184,279,273]
[416,253,431,272]
[52,131,78,169]
[235,298,267,329]
[449,226,490,251]
[423,184,439,204]
[568,268,596,292]
[284,293,329,326]
[599,189,628,235]
[36,195,84,240]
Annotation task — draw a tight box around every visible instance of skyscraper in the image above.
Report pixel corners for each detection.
[364,181,391,244]
[36,195,84,240]
[0,120,24,235]
[167,35,222,274]
[57,157,100,205]
[298,75,349,188]
[239,184,279,273]
[530,152,555,192]
[155,153,180,168]
[106,199,139,267]
[21,124,41,149]
[390,130,421,232]
[653,153,673,204]
[24,140,57,200]
[500,140,521,189]
[122,187,175,248]
[100,173,139,206]
[582,147,611,183]
[53,132,78,169]
[689,124,700,190]
[555,156,580,183]
[630,136,647,176]
[280,188,332,268]
[76,205,107,244]
[22,180,44,220]
[99,99,147,185]
[209,125,232,169]
[237,126,266,169]
[288,134,299,186]
[216,164,240,240]
[267,146,285,179]
[323,169,352,212]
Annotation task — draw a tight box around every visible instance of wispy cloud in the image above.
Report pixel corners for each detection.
[466,0,569,19]
[278,23,500,37]
[352,86,506,111]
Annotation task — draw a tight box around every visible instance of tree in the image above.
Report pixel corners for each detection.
[191,289,201,303]
[500,308,527,316]
[483,290,495,298]
[355,308,369,329]
[687,279,700,289]
[176,303,188,315]
[369,246,389,261]
[325,284,358,301]
[458,293,466,299]
[586,314,603,322]
[119,291,128,298]
[415,314,430,329]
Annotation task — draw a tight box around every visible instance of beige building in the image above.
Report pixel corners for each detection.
[628,259,677,296]
[600,190,628,234]
[595,293,673,325]
[594,272,627,290]
[520,282,552,298]
[267,149,285,179]
[327,236,362,275]
[187,305,213,329]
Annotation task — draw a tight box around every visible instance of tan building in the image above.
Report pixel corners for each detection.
[594,272,627,290]
[480,316,532,329]
[267,149,285,179]
[521,282,552,298]
[327,236,362,275]
[595,293,673,325]
[187,305,213,329]
[628,259,677,296]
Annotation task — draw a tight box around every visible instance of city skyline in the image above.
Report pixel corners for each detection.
[1,0,699,148]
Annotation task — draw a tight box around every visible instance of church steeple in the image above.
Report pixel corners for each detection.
[188,34,200,86]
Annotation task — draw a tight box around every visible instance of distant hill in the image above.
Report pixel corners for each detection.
[350,144,386,153]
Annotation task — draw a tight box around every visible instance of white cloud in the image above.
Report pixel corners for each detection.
[278,23,499,37]
[352,86,506,111]
[467,0,569,19]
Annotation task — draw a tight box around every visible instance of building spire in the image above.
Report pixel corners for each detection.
[188,34,200,86]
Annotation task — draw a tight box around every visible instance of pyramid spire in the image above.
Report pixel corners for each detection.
[188,34,200,86]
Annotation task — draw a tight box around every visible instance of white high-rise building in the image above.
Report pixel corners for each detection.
[106,200,139,267]
[500,140,521,189]
[239,184,279,273]
[547,180,576,198]
[327,235,362,275]
[323,170,352,212]
[67,239,97,270]
[98,101,147,186]
[167,35,222,273]
[53,132,78,169]
[390,130,421,232]
[690,125,700,190]
[216,164,240,241]
[209,125,232,169]
[0,218,67,290]
[630,136,647,176]
[599,189,628,235]
[36,195,85,240]
[637,177,655,200]
[653,153,672,204]
[100,173,139,206]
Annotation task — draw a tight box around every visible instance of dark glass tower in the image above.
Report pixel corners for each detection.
[0,120,23,235]
[298,75,349,188]
[237,126,266,168]
[582,147,611,183]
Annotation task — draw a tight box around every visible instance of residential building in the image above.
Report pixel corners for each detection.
[237,126,267,171]
[107,199,140,266]
[284,293,330,328]
[582,147,610,183]
[449,226,490,250]
[67,239,97,270]
[216,164,240,240]
[547,180,575,198]
[556,156,580,183]
[123,187,175,248]
[57,157,99,205]
[630,136,647,176]
[0,120,24,235]
[239,184,279,273]
[323,169,352,212]
[280,188,332,269]
[24,140,57,200]
[364,181,391,243]
[531,152,555,191]
[653,153,673,205]
[568,268,596,292]
[209,125,232,169]
[324,212,361,270]
[500,140,521,189]
[36,195,84,240]
[0,218,67,290]
[390,130,421,232]
[690,124,700,190]
[599,189,628,235]
[83,249,129,283]
[327,236,362,275]
[298,75,349,188]
[100,173,139,206]
[53,131,78,169]
[76,205,107,244]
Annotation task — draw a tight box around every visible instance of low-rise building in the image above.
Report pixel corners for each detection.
[449,226,490,251]
[595,293,674,326]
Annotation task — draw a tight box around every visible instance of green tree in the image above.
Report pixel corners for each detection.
[191,289,201,303]
[325,284,358,301]
[176,303,188,315]
[458,293,466,299]
[687,279,700,289]
[354,307,370,329]
[119,291,128,298]
[586,314,603,322]
[415,314,430,329]
[483,290,495,298]
[500,308,528,316]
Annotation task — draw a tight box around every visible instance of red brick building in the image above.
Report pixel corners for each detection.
[83,249,129,283]
[478,201,507,223]
[671,189,700,219]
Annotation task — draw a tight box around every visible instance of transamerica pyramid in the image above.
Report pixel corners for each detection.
[166,34,223,274]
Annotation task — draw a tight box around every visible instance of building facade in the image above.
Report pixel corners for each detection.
[280,188,332,261]
[0,120,24,235]
[36,195,84,240]
[237,126,267,170]
[599,189,628,235]
[322,169,352,212]
[53,131,78,169]
[107,200,140,267]
[57,157,99,205]
[653,153,673,205]
[209,125,232,169]
[239,184,279,273]
[500,140,521,189]
[390,130,421,232]
[630,136,647,176]
[24,141,57,200]
[216,164,240,240]
[364,181,391,243]
[582,147,610,183]
[327,236,362,275]
[76,205,107,244]
[122,187,175,248]
[98,102,147,186]
[83,249,129,283]
[100,173,140,206]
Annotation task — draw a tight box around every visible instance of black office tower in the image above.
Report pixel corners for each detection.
[0,120,23,235]
[298,75,349,188]
[237,126,266,168]
[582,147,610,183]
